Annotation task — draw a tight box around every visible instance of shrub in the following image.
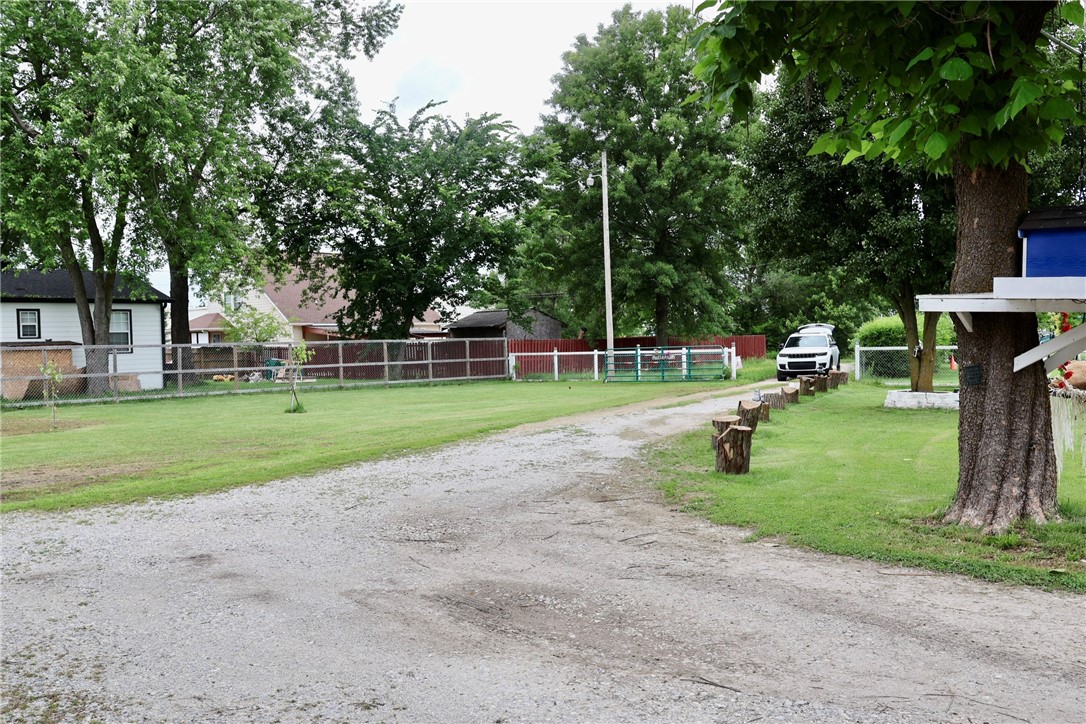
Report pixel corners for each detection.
[856,314,957,377]
[856,313,957,347]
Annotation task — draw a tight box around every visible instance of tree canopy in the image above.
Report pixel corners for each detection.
[533,4,742,344]
[741,80,956,390]
[692,0,1085,532]
[261,103,534,339]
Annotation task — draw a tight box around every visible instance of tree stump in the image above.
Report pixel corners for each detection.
[827,372,840,389]
[736,400,761,433]
[763,391,785,410]
[798,376,815,396]
[711,415,742,450]
[830,370,849,386]
[813,376,828,393]
[715,424,753,474]
[759,401,771,422]
[782,386,800,404]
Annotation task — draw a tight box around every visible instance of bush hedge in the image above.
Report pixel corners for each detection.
[856,314,957,347]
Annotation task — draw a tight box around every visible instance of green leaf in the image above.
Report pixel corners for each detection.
[907,47,934,70]
[842,148,864,165]
[958,115,982,135]
[825,75,843,103]
[806,133,836,156]
[1060,1,1084,26]
[695,0,719,13]
[1009,79,1044,119]
[954,32,978,48]
[939,57,974,81]
[888,118,913,146]
[1040,96,1076,120]
[923,131,949,159]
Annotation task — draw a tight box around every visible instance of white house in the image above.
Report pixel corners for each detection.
[189,268,443,343]
[1,268,169,391]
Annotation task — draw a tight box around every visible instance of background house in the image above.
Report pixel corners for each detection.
[189,269,445,342]
[446,308,563,340]
[1,268,169,391]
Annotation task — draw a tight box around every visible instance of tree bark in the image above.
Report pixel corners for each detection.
[781,386,799,404]
[798,376,814,396]
[944,159,1058,532]
[735,400,761,433]
[890,280,942,393]
[654,292,668,346]
[715,425,752,474]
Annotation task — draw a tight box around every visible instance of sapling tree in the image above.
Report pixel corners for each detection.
[40,359,62,431]
[286,340,315,413]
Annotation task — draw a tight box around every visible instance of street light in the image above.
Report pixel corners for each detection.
[587,150,615,377]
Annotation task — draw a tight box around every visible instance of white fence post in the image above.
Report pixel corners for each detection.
[553,347,559,381]
[855,339,861,380]
[593,350,599,381]
[731,342,737,380]
[509,352,517,381]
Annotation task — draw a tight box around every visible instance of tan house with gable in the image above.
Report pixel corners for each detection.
[189,269,443,343]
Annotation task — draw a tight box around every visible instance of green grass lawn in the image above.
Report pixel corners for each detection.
[1,360,775,513]
[654,383,1086,591]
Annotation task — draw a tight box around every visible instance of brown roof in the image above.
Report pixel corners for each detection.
[189,312,228,331]
[262,266,442,332]
[263,269,349,326]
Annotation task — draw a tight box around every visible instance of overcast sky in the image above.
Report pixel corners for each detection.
[347,0,683,134]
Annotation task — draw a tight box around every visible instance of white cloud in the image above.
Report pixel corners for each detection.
[349,0,680,132]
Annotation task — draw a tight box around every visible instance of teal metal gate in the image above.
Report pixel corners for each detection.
[603,345,731,382]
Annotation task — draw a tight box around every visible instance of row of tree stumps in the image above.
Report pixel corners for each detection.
[711,370,850,474]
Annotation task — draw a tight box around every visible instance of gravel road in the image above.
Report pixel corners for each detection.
[3,386,1084,723]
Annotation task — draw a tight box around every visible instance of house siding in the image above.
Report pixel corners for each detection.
[189,291,293,343]
[1,301,165,390]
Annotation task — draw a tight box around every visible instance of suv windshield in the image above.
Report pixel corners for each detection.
[785,335,829,349]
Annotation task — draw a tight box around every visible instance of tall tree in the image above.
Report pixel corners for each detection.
[2,1,154,392]
[693,0,1085,532]
[1,0,402,363]
[537,4,741,344]
[260,103,534,339]
[743,82,957,391]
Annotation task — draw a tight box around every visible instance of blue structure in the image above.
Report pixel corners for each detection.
[1019,206,1086,277]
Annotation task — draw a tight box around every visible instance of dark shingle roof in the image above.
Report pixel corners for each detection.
[1019,205,1086,232]
[1,269,170,303]
[446,309,510,329]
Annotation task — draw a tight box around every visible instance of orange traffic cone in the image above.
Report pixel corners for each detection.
[950,354,958,371]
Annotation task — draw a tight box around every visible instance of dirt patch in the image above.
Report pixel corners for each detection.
[0,461,153,499]
[0,418,94,437]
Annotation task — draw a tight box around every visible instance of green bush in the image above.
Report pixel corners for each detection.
[856,314,957,377]
[856,313,957,347]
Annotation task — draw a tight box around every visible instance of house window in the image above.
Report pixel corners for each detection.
[17,309,40,339]
[211,332,223,344]
[109,310,132,352]
[222,291,243,311]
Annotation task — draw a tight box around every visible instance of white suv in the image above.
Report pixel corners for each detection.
[776,324,840,381]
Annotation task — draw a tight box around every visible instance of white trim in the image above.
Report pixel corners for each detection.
[1013,322,1086,373]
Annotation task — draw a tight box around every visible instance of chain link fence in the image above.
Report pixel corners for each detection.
[855,345,959,386]
[1,338,509,408]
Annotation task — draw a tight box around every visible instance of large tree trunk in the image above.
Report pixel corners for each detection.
[654,293,668,346]
[891,282,942,393]
[944,160,1057,532]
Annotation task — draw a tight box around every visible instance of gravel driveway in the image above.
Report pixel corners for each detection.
[3,387,1084,723]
